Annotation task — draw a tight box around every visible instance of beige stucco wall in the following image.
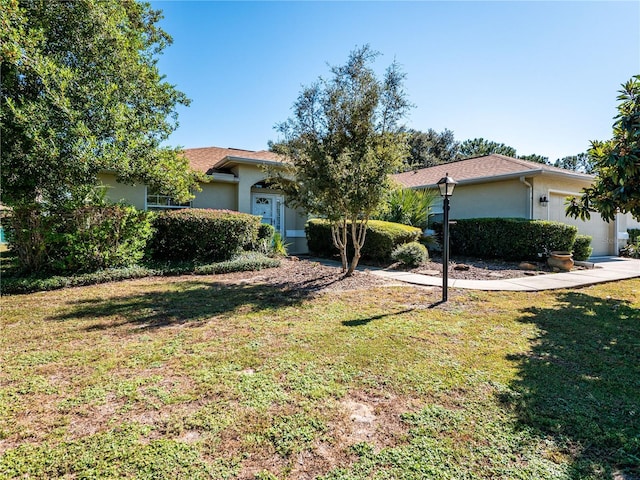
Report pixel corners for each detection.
[447,179,529,219]
[98,173,146,209]
[192,181,237,211]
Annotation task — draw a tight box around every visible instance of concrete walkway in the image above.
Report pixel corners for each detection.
[368,256,640,291]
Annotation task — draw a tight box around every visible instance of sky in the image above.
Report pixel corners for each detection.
[150,1,640,162]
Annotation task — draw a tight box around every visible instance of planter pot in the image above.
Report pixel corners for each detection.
[548,251,574,272]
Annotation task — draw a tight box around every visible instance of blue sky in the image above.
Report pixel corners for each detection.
[151,1,639,162]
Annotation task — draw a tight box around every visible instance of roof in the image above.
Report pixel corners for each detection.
[183,146,286,175]
[393,154,594,188]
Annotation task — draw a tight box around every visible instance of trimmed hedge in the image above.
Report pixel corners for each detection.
[572,235,593,261]
[305,218,422,261]
[149,209,261,262]
[448,218,578,261]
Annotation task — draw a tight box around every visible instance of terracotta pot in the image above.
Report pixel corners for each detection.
[547,251,574,272]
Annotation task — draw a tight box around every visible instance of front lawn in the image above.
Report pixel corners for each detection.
[1,272,638,479]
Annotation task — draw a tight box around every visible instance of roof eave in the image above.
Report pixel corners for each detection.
[215,156,287,169]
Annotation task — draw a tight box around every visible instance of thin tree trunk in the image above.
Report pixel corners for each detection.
[345,217,368,277]
[330,218,348,272]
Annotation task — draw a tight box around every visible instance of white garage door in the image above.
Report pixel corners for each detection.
[548,193,614,256]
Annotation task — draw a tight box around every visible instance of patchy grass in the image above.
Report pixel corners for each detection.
[0,272,638,479]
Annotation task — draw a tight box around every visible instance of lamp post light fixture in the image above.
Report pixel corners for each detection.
[437,173,457,302]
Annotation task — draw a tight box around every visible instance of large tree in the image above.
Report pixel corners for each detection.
[1,0,199,207]
[271,45,411,276]
[567,75,640,222]
[458,137,517,158]
[403,128,459,170]
[518,153,549,164]
[554,153,594,173]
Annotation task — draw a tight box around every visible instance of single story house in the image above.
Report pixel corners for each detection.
[393,154,640,257]
[99,146,309,254]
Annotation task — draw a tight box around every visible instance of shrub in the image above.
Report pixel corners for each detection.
[628,228,640,244]
[374,188,437,230]
[149,209,261,262]
[391,241,428,267]
[572,234,593,261]
[448,218,578,261]
[247,223,276,254]
[6,202,152,273]
[306,219,422,261]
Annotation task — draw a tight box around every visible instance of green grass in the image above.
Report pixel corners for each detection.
[0,271,638,479]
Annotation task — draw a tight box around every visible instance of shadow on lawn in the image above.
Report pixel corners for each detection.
[49,278,317,330]
[503,291,640,479]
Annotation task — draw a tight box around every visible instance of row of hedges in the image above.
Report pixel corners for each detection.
[5,206,275,274]
[306,219,422,261]
[447,218,578,261]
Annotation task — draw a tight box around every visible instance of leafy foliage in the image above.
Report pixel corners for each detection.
[305,218,421,261]
[403,128,460,169]
[567,75,640,221]
[553,152,594,173]
[0,0,200,206]
[391,241,428,266]
[270,45,411,275]
[572,234,593,261]
[448,218,578,260]
[517,153,549,164]
[459,138,517,158]
[5,194,153,274]
[149,209,261,262]
[373,187,437,230]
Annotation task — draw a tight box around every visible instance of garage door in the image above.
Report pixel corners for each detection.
[548,193,614,256]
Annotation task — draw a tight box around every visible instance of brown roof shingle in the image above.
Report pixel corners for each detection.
[393,154,593,188]
[182,146,286,175]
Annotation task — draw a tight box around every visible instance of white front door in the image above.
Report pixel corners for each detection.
[251,193,285,236]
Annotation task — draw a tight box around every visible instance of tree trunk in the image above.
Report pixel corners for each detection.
[345,217,368,277]
[331,219,348,272]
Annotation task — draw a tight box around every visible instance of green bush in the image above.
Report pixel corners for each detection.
[572,234,593,261]
[149,209,261,262]
[449,218,578,261]
[374,188,437,230]
[305,218,422,261]
[6,203,152,273]
[391,241,428,267]
[628,228,640,244]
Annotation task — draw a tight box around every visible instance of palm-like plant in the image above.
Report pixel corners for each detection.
[376,188,437,230]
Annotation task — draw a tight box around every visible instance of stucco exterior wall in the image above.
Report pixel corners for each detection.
[192,182,237,211]
[448,179,529,220]
[98,173,146,209]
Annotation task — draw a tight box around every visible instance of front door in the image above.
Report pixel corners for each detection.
[251,193,284,236]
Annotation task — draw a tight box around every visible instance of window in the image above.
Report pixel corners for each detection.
[146,187,191,211]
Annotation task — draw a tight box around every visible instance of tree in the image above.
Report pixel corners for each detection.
[403,128,460,170]
[567,75,640,222]
[271,45,411,276]
[1,0,200,207]
[459,138,517,158]
[554,153,594,173]
[518,153,549,164]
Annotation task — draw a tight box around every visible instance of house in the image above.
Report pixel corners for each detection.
[393,154,640,256]
[98,146,309,254]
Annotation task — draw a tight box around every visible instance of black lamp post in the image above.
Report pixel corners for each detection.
[437,173,457,302]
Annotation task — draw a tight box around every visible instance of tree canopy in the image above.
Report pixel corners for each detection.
[553,153,594,173]
[567,75,640,222]
[458,137,517,159]
[1,0,200,206]
[403,128,459,170]
[271,45,411,276]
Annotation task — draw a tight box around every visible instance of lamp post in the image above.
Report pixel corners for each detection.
[437,173,457,302]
